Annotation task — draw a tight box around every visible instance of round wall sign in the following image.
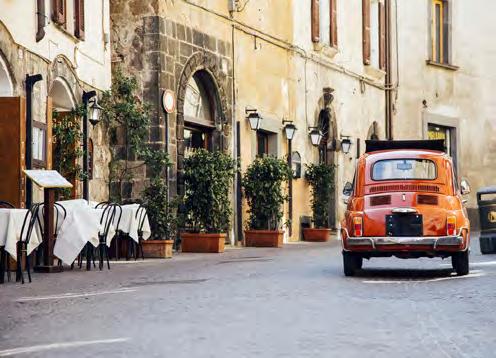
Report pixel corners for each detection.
[162,89,176,113]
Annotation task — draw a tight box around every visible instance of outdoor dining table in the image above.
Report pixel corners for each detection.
[116,204,151,243]
[0,208,42,260]
[53,201,116,266]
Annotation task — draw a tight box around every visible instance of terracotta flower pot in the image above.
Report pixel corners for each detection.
[181,233,226,253]
[244,230,284,248]
[303,228,332,242]
[141,239,174,259]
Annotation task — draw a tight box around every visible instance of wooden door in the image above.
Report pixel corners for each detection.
[0,97,26,208]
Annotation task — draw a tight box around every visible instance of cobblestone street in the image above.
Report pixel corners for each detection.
[0,236,495,358]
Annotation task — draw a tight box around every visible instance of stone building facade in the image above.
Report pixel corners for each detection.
[0,0,111,204]
[110,0,388,243]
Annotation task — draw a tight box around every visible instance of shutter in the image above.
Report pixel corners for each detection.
[379,1,386,70]
[75,0,85,39]
[330,0,338,47]
[51,0,66,26]
[362,0,371,65]
[311,0,320,43]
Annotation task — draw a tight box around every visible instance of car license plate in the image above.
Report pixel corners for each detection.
[386,214,423,237]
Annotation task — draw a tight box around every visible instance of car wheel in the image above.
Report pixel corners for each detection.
[452,250,469,276]
[343,252,362,277]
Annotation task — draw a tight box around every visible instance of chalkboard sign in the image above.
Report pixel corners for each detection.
[24,170,73,189]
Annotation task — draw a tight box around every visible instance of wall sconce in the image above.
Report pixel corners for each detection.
[282,120,297,141]
[340,135,353,154]
[246,108,262,131]
[308,127,323,147]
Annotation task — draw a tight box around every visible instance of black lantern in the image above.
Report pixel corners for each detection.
[246,108,262,131]
[341,137,352,154]
[309,127,323,146]
[283,122,297,141]
[88,98,103,126]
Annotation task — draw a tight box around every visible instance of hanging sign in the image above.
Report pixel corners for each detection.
[162,89,176,114]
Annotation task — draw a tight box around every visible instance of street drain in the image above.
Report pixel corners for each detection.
[127,279,208,287]
[218,257,273,264]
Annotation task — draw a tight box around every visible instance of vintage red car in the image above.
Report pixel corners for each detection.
[340,140,471,276]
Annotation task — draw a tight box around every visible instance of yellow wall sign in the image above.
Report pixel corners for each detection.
[489,211,496,223]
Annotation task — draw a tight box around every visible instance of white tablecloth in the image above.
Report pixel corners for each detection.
[54,205,116,265]
[0,209,42,260]
[118,204,151,243]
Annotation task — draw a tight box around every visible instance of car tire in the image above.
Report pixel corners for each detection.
[343,252,362,277]
[452,250,469,276]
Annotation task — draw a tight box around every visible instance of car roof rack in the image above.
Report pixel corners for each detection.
[365,140,445,153]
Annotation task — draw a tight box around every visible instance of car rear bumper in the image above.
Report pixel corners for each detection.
[341,227,469,252]
[346,235,463,249]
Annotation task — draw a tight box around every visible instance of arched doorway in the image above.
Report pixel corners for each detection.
[317,107,338,229]
[183,70,221,156]
[0,54,13,96]
[49,77,76,112]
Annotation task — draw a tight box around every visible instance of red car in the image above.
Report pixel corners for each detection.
[340,140,471,276]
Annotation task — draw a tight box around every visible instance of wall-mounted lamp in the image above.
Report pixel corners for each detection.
[283,120,297,141]
[308,127,323,147]
[88,97,103,126]
[246,108,262,131]
[340,135,353,154]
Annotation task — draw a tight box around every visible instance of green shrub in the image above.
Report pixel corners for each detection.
[243,157,292,230]
[183,149,236,233]
[305,163,335,228]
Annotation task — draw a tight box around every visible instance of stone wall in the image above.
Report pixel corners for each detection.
[111,5,233,199]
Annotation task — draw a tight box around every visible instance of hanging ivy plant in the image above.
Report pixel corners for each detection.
[100,69,169,202]
[52,105,86,199]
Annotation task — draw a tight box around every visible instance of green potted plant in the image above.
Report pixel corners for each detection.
[180,149,236,253]
[141,151,177,258]
[303,163,335,242]
[243,156,292,247]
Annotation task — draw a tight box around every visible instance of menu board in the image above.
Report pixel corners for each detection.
[24,170,73,189]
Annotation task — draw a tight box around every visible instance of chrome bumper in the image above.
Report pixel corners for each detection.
[346,236,463,249]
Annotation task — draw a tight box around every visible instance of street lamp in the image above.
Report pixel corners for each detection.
[82,90,101,201]
[283,122,297,140]
[308,127,323,146]
[88,98,103,126]
[246,108,262,131]
[341,136,353,154]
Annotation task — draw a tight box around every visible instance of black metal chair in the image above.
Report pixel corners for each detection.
[0,201,15,209]
[16,204,43,284]
[134,204,149,260]
[97,203,122,270]
[39,203,67,267]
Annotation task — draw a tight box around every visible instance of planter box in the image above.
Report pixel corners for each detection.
[303,228,332,242]
[142,240,174,259]
[181,233,226,253]
[244,230,284,248]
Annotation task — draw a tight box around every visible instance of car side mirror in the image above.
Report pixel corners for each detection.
[343,182,353,197]
[460,178,471,195]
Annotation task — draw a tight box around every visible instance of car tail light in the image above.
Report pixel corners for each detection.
[447,216,456,236]
[353,217,363,237]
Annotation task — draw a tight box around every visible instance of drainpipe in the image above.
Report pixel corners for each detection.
[36,0,46,42]
[385,0,393,140]
[25,74,43,209]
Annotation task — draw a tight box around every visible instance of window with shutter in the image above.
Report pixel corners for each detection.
[330,0,338,47]
[378,2,386,70]
[51,0,67,27]
[75,0,85,40]
[432,0,450,64]
[311,0,320,43]
[362,0,371,65]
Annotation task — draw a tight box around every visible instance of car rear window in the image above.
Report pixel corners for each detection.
[372,159,437,181]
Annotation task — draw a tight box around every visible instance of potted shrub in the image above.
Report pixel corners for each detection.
[180,149,236,253]
[303,163,335,242]
[141,151,177,258]
[142,178,177,258]
[243,157,292,247]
